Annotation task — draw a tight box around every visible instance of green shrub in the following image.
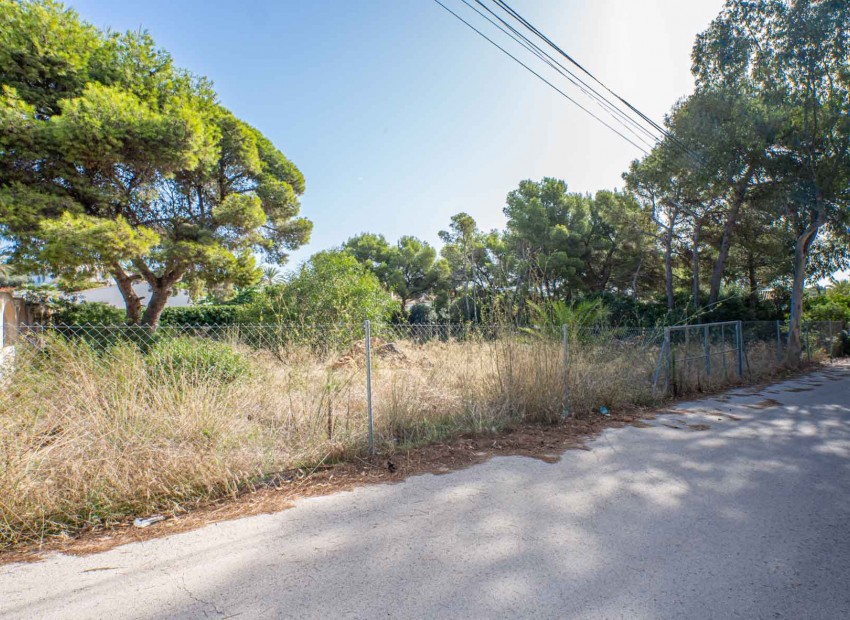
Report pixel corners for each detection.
[53,301,126,325]
[147,337,252,383]
[805,301,850,322]
[160,305,243,326]
[241,250,394,325]
[840,330,850,356]
[408,303,436,324]
[804,281,850,322]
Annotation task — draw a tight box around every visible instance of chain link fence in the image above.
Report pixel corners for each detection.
[0,318,845,546]
[651,319,845,396]
[5,318,842,454]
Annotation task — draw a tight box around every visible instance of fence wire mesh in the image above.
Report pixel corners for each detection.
[3,320,845,435]
[0,318,844,465]
[0,319,845,546]
[652,320,845,396]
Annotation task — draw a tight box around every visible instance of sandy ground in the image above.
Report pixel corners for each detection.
[1,363,848,619]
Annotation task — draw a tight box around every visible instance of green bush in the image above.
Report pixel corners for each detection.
[241,250,394,325]
[147,337,252,383]
[805,282,850,323]
[53,302,126,325]
[840,330,850,356]
[408,303,437,324]
[805,301,850,322]
[159,305,243,326]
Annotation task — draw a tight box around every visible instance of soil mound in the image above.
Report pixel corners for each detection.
[331,339,409,369]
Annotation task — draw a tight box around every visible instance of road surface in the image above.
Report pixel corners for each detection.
[2,364,849,619]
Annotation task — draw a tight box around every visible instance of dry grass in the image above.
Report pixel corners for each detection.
[668,340,791,394]
[0,339,304,548]
[0,327,792,549]
[1,333,567,548]
[371,336,566,449]
[569,336,660,412]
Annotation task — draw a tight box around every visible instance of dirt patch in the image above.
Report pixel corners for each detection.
[332,339,409,369]
[687,424,711,431]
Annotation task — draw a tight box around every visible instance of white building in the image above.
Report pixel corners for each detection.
[76,282,192,309]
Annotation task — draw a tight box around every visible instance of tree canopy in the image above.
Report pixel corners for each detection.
[0,0,311,326]
[342,233,443,313]
[240,250,394,326]
[690,0,850,359]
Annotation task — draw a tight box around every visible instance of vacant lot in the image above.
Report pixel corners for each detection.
[0,324,797,548]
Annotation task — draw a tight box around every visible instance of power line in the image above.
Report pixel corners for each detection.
[431,0,651,155]
[466,0,663,149]
[435,0,701,161]
[491,0,704,165]
[466,0,660,146]
[432,0,653,155]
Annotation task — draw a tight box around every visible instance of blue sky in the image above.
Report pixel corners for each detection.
[66,0,726,269]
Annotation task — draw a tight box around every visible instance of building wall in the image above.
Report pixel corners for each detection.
[0,291,19,348]
[76,283,192,309]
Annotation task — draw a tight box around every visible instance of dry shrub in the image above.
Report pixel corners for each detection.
[0,326,793,549]
[568,337,660,413]
[0,336,366,548]
[370,335,566,449]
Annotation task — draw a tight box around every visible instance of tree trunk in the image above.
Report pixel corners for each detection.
[141,284,173,329]
[692,218,702,314]
[463,272,471,322]
[631,258,642,301]
[664,241,674,310]
[786,214,823,365]
[708,166,754,305]
[598,244,616,292]
[747,252,758,311]
[135,261,186,329]
[663,208,679,310]
[111,266,142,324]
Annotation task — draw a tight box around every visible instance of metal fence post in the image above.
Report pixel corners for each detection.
[651,328,669,395]
[665,326,673,393]
[704,324,711,377]
[364,320,374,455]
[562,324,571,418]
[805,321,811,362]
[828,321,834,362]
[775,320,782,363]
[735,320,744,378]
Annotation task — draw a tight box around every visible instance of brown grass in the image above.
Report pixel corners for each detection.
[0,328,793,550]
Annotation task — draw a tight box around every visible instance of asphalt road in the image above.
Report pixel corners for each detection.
[2,364,849,619]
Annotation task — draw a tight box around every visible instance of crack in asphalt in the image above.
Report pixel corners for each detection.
[164,568,227,619]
